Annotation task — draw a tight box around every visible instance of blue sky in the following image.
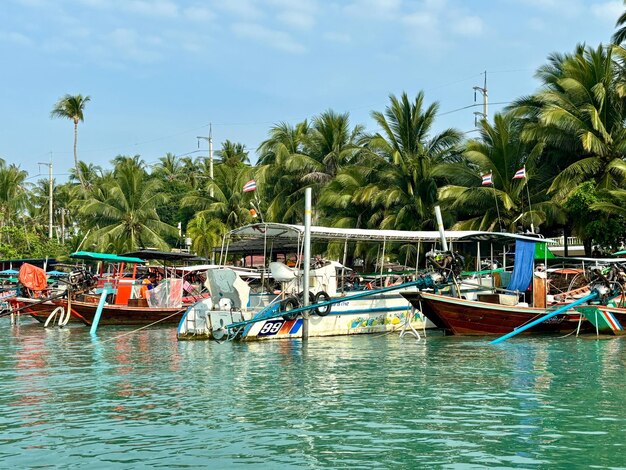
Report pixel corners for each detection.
[0,0,623,182]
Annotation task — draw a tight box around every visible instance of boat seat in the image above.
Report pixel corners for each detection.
[269,262,299,283]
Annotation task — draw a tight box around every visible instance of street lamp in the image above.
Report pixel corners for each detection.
[197,123,214,197]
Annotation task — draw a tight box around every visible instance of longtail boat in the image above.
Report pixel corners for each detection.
[401,290,586,335]
[401,232,591,336]
[575,303,626,335]
[11,250,204,327]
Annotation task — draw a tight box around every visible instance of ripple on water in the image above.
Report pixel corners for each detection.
[3,319,626,467]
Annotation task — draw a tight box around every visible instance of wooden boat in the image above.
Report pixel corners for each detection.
[178,223,481,341]
[12,296,186,326]
[401,232,592,336]
[12,250,204,327]
[401,291,586,335]
[575,304,626,335]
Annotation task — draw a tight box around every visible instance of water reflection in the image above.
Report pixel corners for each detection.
[3,321,626,467]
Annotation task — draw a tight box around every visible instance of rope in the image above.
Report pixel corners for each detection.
[94,309,185,344]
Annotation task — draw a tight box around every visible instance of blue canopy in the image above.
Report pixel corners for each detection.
[46,270,68,277]
[507,239,536,292]
[0,269,19,275]
[70,251,145,264]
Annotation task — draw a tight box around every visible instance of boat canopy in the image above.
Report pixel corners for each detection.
[456,231,556,245]
[70,251,146,264]
[121,249,202,262]
[228,223,480,243]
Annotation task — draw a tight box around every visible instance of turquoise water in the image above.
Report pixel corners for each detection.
[2,318,626,468]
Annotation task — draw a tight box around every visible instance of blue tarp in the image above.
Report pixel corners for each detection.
[507,239,535,292]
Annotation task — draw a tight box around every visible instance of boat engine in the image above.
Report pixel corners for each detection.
[67,269,97,292]
[426,250,465,279]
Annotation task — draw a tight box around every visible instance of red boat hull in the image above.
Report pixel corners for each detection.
[402,291,588,335]
[10,297,185,326]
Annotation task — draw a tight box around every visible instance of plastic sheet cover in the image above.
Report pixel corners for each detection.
[146,278,183,308]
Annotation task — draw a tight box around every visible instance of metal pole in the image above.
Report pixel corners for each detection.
[434,205,448,251]
[209,123,214,198]
[48,159,53,239]
[302,187,312,341]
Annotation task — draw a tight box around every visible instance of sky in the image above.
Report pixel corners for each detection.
[0,0,624,183]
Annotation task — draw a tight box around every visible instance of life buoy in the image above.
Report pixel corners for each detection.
[313,291,331,316]
[281,295,300,321]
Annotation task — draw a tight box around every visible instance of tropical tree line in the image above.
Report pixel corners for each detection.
[5,9,626,261]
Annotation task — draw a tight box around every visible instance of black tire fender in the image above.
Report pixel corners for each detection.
[313,291,331,316]
[281,295,300,320]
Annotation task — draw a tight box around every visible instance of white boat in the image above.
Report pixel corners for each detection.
[177,223,480,341]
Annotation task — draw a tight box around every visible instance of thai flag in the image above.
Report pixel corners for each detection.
[481,173,493,185]
[242,179,257,192]
[513,167,526,179]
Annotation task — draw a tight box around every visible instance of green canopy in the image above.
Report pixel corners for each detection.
[70,251,145,264]
[614,250,626,256]
[534,243,557,261]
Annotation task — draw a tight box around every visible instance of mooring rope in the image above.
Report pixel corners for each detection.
[92,309,185,345]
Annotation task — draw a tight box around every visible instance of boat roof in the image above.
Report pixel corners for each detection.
[70,251,146,264]
[456,231,556,244]
[227,223,480,243]
[121,249,202,262]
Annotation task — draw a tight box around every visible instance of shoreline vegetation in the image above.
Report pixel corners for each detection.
[5,10,626,264]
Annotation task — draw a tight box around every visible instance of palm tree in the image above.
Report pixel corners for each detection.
[439,112,560,231]
[187,214,227,260]
[613,1,626,44]
[363,91,463,230]
[0,159,28,230]
[80,159,177,252]
[217,140,250,167]
[511,44,626,199]
[256,121,310,223]
[152,152,183,181]
[50,94,91,187]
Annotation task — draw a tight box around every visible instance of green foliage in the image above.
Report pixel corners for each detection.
[0,226,69,260]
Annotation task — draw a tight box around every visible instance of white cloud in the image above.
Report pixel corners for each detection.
[183,6,215,22]
[106,28,163,63]
[218,0,263,20]
[125,0,179,18]
[0,31,34,46]
[450,15,483,36]
[323,32,351,44]
[277,10,316,30]
[514,0,584,17]
[232,22,306,53]
[344,0,402,20]
[267,0,317,29]
[591,1,623,23]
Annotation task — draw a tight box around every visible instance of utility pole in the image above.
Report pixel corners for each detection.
[473,70,488,126]
[197,123,214,198]
[38,157,53,239]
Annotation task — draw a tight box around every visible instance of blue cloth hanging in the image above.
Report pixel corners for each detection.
[507,240,535,292]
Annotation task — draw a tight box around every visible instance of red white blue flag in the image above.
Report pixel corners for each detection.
[481,173,493,185]
[243,179,257,192]
[513,167,526,179]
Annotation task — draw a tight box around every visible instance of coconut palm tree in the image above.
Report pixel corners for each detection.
[439,112,561,231]
[363,91,463,230]
[80,158,177,252]
[187,214,227,260]
[511,44,626,199]
[613,1,626,44]
[256,120,310,223]
[0,159,28,230]
[152,152,183,181]
[50,94,91,187]
[217,140,250,167]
